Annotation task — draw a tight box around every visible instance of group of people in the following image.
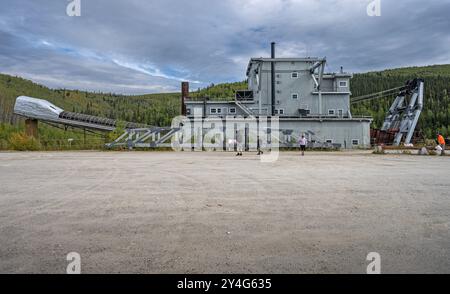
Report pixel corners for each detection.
[231,132,447,157]
[230,134,308,156]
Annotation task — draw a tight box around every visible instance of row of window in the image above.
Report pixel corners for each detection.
[187,108,344,116]
[324,139,360,145]
[185,107,237,116]
[274,109,345,116]
[289,72,348,88]
[210,107,236,115]
[328,109,344,116]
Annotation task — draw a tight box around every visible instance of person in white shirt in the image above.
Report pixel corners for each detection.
[229,138,243,156]
[228,138,236,152]
[298,135,308,156]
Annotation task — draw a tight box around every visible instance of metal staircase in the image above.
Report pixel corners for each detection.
[234,100,255,117]
[106,127,181,149]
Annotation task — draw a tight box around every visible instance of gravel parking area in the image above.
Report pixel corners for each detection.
[0,151,449,273]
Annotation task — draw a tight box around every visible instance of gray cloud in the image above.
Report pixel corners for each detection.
[0,0,449,94]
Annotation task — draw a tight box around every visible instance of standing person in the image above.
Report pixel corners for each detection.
[234,132,243,156]
[257,137,264,155]
[236,139,243,156]
[437,132,446,156]
[228,138,235,152]
[298,134,307,156]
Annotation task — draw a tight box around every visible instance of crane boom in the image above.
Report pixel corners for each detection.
[351,79,424,146]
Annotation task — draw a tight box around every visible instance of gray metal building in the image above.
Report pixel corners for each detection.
[184,43,372,149]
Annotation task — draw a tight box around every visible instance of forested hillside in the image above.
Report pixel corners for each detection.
[0,64,449,150]
[0,74,179,127]
[190,81,247,100]
[192,65,450,139]
[0,74,179,149]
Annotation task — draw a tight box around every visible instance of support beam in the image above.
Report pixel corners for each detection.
[309,59,326,117]
[25,119,38,138]
[271,42,276,116]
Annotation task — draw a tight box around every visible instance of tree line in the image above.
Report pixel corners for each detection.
[0,64,449,150]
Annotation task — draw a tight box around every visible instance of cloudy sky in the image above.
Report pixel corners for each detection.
[0,0,449,94]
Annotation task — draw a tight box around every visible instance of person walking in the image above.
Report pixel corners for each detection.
[298,134,307,156]
[437,132,446,156]
[257,137,264,155]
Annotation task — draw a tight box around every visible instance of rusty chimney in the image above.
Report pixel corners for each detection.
[181,81,189,115]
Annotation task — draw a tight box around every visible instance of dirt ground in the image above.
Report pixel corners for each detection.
[0,151,449,273]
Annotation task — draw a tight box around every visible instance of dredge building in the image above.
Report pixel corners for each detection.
[183,43,372,149]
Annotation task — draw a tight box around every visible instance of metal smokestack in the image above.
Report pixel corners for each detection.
[181,82,189,115]
[271,42,276,116]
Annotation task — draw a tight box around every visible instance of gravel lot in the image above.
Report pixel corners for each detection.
[0,151,449,273]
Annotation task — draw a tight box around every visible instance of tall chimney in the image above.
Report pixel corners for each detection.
[271,42,276,116]
[181,82,189,115]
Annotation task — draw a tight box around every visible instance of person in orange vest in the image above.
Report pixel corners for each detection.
[437,133,446,156]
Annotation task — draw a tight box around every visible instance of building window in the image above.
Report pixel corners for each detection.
[328,109,335,115]
[352,139,360,146]
[305,109,311,115]
[229,107,236,114]
[210,108,224,114]
[339,81,348,87]
[291,93,299,99]
[274,109,278,115]
[186,108,191,115]
[291,72,299,78]
[326,139,334,144]
[337,109,344,117]
[278,109,285,115]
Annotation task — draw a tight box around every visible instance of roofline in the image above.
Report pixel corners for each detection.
[322,73,353,78]
[250,57,323,62]
[312,92,352,95]
[185,100,236,104]
[246,57,325,76]
[185,116,373,123]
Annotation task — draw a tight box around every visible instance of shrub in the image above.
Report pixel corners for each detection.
[373,146,385,154]
[0,139,8,150]
[425,139,437,146]
[107,120,126,142]
[8,132,41,151]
